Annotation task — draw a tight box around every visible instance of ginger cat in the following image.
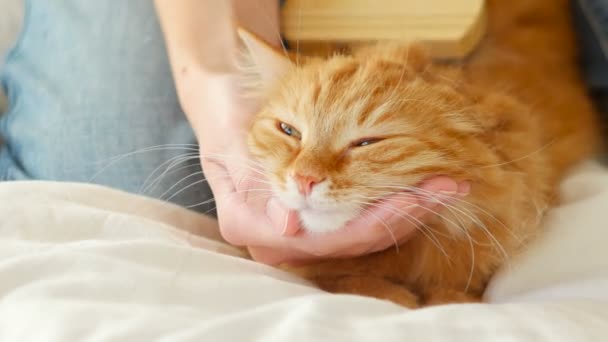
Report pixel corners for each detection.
[241,0,599,308]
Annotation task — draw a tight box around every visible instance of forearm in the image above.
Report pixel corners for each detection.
[154,0,280,73]
[154,1,280,134]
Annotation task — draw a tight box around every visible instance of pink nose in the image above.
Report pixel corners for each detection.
[293,174,325,196]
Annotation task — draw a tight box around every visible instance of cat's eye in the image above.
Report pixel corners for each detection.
[351,138,383,148]
[278,122,302,140]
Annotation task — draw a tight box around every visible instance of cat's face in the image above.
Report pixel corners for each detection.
[241,32,487,233]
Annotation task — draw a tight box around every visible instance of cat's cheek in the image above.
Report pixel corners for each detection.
[299,209,359,234]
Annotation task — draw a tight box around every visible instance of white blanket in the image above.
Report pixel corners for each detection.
[1,162,608,341]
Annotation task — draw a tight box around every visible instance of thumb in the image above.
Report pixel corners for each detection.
[266,197,301,236]
[247,246,292,265]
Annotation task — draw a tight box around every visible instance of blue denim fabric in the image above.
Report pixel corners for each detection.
[0,0,214,212]
[573,0,608,90]
[1,0,607,212]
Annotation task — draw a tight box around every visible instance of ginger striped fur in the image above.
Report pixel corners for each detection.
[242,0,599,307]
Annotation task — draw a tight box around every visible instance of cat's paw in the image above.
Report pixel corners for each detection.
[313,275,419,308]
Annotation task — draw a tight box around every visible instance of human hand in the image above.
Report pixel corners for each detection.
[177,68,470,265]
[246,176,470,265]
[156,0,471,265]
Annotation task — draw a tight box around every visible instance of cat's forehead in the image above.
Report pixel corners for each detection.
[263,52,472,144]
[272,59,425,125]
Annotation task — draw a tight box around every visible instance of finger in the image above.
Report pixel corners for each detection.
[216,193,289,247]
[218,201,301,250]
[247,246,286,265]
[257,192,441,263]
[247,246,313,265]
[220,150,301,236]
[249,245,347,266]
[266,197,301,236]
[418,175,461,193]
[198,162,244,245]
[365,177,471,253]
[253,192,427,262]
[358,177,460,251]
[281,177,463,258]
[366,175,463,231]
[201,157,278,245]
[199,159,234,202]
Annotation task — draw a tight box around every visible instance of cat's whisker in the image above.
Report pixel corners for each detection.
[352,192,486,290]
[159,171,206,201]
[170,171,272,199]
[360,183,518,242]
[408,197,478,292]
[282,207,290,236]
[142,159,201,196]
[295,0,302,67]
[213,192,274,217]
[349,199,450,260]
[413,192,488,232]
[374,194,465,240]
[185,197,217,210]
[478,139,556,169]
[202,205,219,216]
[140,154,200,196]
[231,188,275,195]
[244,193,274,201]
[349,185,509,263]
[163,177,273,215]
[99,144,199,165]
[463,226,476,293]
[347,192,456,240]
[359,206,400,253]
[199,154,273,181]
[425,191,522,244]
[94,145,199,168]
[254,0,289,57]
[162,173,271,204]
[400,188,511,262]
[372,47,411,122]
[162,174,207,202]
[413,193,480,292]
[89,144,200,182]
[234,173,275,189]
[437,73,463,88]
[346,186,476,229]
[199,152,267,171]
[437,200,511,263]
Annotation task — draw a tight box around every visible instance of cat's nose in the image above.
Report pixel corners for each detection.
[293,174,326,196]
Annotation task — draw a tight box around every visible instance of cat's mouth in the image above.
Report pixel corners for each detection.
[276,193,363,233]
[288,177,469,234]
[297,207,361,234]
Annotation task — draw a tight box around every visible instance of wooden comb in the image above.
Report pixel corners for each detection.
[281,0,486,59]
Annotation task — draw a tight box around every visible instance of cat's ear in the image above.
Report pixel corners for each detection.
[237,28,294,96]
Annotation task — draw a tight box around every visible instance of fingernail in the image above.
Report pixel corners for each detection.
[385,213,403,227]
[267,197,280,212]
[267,198,300,236]
[384,212,418,239]
[457,182,471,196]
[266,198,285,233]
[434,190,456,203]
[281,210,293,236]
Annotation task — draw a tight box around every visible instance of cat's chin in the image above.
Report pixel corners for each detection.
[299,209,358,234]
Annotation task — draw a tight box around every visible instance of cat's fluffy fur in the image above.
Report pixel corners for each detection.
[243,0,599,307]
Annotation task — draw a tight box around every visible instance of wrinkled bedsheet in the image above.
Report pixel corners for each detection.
[1,162,608,341]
